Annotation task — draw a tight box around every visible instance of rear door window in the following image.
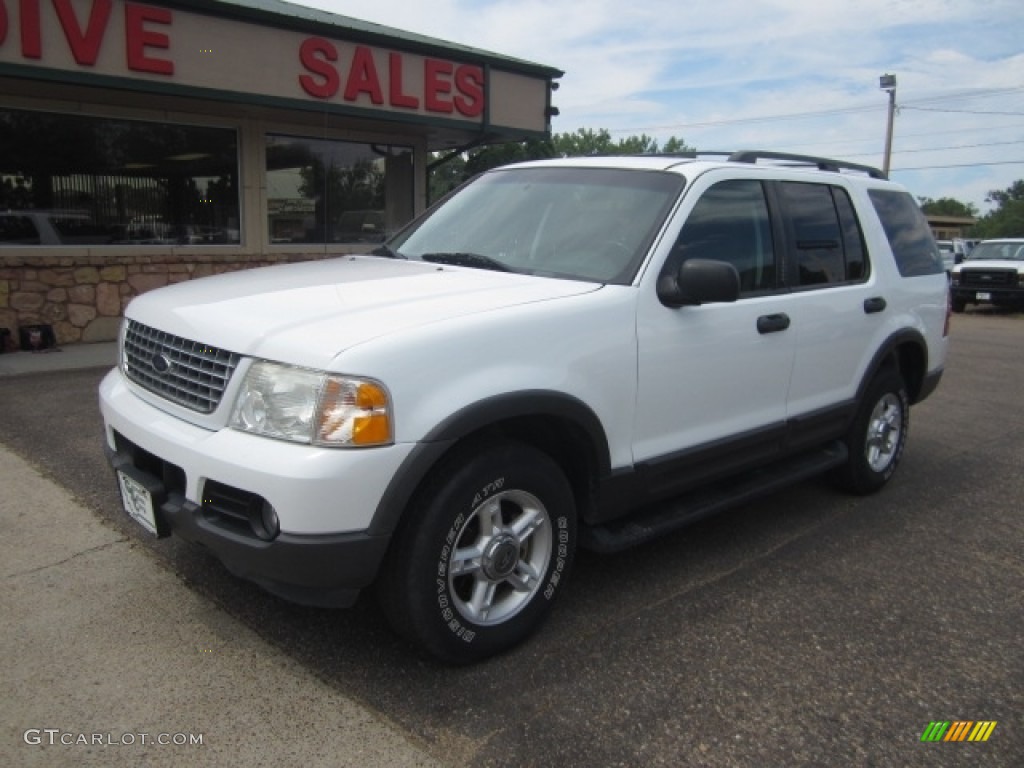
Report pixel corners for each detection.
[779,182,868,287]
[868,189,943,277]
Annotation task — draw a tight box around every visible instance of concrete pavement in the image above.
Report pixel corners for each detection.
[0,348,440,767]
[0,341,118,377]
[2,321,1022,767]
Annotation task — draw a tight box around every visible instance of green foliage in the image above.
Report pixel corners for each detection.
[427,130,692,202]
[918,197,978,218]
[971,180,1024,238]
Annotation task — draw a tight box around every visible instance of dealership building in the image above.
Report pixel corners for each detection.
[0,0,561,346]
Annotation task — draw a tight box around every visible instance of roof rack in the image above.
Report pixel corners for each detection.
[727,150,888,179]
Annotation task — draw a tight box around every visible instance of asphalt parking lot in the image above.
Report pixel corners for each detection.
[1,309,1021,767]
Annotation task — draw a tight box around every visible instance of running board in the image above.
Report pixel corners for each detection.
[580,441,848,553]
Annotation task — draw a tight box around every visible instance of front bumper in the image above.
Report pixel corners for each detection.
[107,445,388,606]
[952,271,1024,306]
[100,369,415,607]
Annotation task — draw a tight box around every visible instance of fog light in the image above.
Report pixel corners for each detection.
[256,500,280,541]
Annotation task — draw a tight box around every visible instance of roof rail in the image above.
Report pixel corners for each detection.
[727,150,888,179]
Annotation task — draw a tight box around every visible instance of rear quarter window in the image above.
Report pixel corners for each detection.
[867,189,943,277]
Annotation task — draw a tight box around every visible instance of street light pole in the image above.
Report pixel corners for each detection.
[879,74,897,176]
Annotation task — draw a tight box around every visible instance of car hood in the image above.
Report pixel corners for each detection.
[126,255,601,369]
[956,259,1024,271]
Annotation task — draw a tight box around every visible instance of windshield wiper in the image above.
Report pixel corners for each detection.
[370,244,406,259]
[420,252,513,272]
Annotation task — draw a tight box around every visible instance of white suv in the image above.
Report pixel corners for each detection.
[100,152,949,662]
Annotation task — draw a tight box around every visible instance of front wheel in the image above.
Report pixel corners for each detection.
[831,368,909,495]
[377,440,577,663]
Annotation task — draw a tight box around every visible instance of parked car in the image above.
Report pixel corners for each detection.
[950,238,1024,312]
[100,151,949,662]
[0,210,113,246]
[935,239,956,273]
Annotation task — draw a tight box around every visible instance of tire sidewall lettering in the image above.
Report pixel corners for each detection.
[434,474,572,642]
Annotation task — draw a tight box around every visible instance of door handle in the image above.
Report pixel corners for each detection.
[757,313,791,334]
[864,297,887,314]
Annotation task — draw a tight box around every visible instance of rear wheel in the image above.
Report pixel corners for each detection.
[831,368,909,494]
[378,440,577,663]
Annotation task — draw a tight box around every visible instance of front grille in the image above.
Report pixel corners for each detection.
[960,269,1016,288]
[123,320,241,414]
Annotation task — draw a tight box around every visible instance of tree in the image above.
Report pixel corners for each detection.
[918,197,978,218]
[972,180,1024,238]
[426,130,693,203]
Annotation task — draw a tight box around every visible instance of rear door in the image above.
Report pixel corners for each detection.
[772,181,881,438]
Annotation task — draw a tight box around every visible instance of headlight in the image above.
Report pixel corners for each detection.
[229,361,392,447]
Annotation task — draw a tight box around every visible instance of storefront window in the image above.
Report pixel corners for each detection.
[266,135,412,244]
[0,108,239,246]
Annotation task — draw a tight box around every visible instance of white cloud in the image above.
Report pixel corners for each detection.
[298,0,1024,212]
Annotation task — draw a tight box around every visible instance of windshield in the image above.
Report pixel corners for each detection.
[388,167,685,284]
[967,241,1024,261]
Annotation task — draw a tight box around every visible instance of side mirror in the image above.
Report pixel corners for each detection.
[657,258,740,308]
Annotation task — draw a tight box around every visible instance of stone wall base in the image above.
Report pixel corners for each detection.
[0,253,335,347]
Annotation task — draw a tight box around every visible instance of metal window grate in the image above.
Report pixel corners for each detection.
[123,320,240,414]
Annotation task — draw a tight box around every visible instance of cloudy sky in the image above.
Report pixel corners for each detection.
[299,0,1024,214]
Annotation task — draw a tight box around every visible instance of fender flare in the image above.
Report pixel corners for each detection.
[367,390,611,537]
[855,328,930,405]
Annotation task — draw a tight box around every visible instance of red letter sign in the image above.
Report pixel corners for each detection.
[388,52,419,109]
[19,0,41,58]
[344,46,383,104]
[453,65,484,118]
[424,58,453,114]
[125,3,173,75]
[54,0,112,66]
[298,37,339,98]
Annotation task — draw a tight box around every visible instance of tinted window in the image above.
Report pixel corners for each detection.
[266,135,413,244]
[0,108,240,246]
[780,182,845,286]
[0,215,40,245]
[868,189,944,277]
[665,179,776,294]
[834,188,868,280]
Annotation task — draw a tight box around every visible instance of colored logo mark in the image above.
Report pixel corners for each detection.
[921,721,997,742]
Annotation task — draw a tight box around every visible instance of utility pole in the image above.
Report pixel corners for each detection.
[879,74,897,176]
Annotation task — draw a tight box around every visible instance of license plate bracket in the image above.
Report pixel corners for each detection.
[117,469,168,537]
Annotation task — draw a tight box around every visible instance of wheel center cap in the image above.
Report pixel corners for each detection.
[482,534,519,580]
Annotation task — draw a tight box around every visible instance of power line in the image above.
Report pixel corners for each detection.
[606,85,1024,135]
[892,160,1024,171]
[842,139,1024,160]
[902,106,1024,117]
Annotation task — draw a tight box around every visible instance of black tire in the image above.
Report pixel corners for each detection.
[951,297,966,313]
[831,368,909,495]
[377,440,577,663]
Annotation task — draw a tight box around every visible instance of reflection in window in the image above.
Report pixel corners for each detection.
[0,108,239,246]
[266,135,412,244]
[667,179,776,294]
[868,189,944,277]
[780,182,870,286]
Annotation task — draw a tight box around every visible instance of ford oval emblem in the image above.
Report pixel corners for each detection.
[152,353,172,374]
